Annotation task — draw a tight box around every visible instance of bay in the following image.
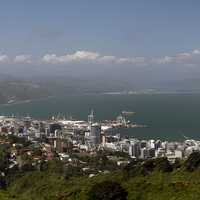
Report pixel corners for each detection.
[0,93,200,140]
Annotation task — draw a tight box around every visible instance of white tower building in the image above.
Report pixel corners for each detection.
[88,110,94,127]
[90,123,101,145]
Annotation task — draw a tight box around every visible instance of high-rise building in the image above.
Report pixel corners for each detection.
[90,123,101,145]
[88,110,94,126]
[140,148,149,159]
[85,110,101,146]
[129,142,140,158]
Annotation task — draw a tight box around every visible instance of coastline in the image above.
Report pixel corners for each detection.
[0,93,200,141]
[0,95,54,107]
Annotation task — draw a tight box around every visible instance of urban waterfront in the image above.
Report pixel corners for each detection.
[1,93,200,140]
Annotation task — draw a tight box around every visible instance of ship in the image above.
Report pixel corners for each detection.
[121,111,135,116]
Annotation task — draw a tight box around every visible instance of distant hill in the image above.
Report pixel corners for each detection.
[0,78,50,104]
[1,74,200,105]
[158,78,200,92]
[0,75,130,104]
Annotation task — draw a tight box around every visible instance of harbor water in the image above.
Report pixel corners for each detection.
[0,93,200,140]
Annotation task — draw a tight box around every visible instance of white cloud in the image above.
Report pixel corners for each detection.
[42,51,100,64]
[175,52,192,62]
[98,56,116,63]
[42,54,58,64]
[116,58,131,64]
[116,57,146,65]
[41,49,200,67]
[192,49,200,55]
[14,55,32,63]
[130,57,146,64]
[153,56,174,64]
[0,48,200,67]
[0,54,9,63]
[42,50,149,66]
[68,51,100,60]
[153,49,200,65]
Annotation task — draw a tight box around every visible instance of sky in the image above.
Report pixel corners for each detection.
[0,0,200,82]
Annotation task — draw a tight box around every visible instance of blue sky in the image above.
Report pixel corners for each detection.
[1,0,200,85]
[0,0,200,57]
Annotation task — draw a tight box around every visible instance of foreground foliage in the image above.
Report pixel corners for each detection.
[2,152,200,200]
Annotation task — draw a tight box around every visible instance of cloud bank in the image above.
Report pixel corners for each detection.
[14,55,32,63]
[0,49,200,67]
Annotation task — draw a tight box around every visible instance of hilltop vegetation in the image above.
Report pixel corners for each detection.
[1,152,200,199]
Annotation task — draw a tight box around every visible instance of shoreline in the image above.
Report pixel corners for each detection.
[0,95,54,107]
[2,92,200,107]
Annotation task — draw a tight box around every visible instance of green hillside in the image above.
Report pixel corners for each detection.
[1,152,200,200]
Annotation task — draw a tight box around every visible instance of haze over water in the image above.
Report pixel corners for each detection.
[0,93,200,141]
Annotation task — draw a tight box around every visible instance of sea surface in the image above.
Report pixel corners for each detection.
[0,93,200,141]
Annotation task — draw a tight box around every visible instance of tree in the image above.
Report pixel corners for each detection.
[173,158,181,169]
[46,159,64,175]
[0,146,10,172]
[0,175,6,189]
[154,157,173,172]
[123,160,141,178]
[184,151,200,171]
[8,135,30,147]
[88,180,127,200]
[142,159,155,174]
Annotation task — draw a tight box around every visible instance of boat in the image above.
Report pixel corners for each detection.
[7,100,15,104]
[121,111,135,116]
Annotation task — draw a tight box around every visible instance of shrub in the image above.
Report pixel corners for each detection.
[184,151,200,171]
[88,180,127,200]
